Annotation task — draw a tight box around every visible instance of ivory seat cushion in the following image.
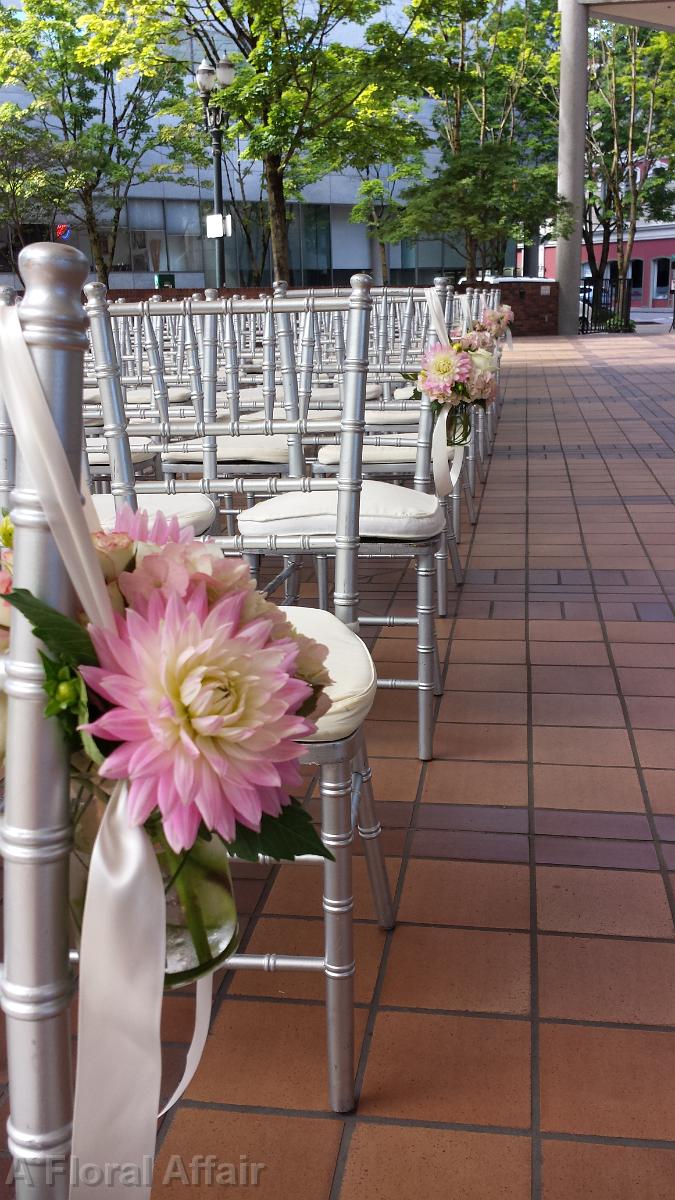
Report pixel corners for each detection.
[238,479,445,540]
[93,492,217,536]
[316,442,467,466]
[87,437,155,467]
[238,383,383,404]
[363,408,419,426]
[280,606,377,742]
[162,434,289,465]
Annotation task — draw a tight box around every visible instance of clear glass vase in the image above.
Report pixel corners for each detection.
[69,777,239,990]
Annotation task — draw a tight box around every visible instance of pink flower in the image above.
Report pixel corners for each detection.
[418,345,472,401]
[468,368,498,405]
[0,563,12,629]
[113,504,194,548]
[92,531,134,581]
[81,586,315,851]
[119,541,253,617]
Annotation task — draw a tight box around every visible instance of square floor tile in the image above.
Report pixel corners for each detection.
[380,926,530,1014]
[186,999,367,1111]
[539,935,675,1024]
[360,1011,531,1127]
[422,761,528,807]
[536,867,674,937]
[533,728,633,768]
[154,1109,343,1200]
[533,765,644,812]
[635,730,675,770]
[340,1126,530,1200]
[435,724,528,763]
[644,769,675,814]
[542,1141,675,1200]
[368,758,422,803]
[398,860,530,929]
[532,694,624,728]
[540,1023,675,1139]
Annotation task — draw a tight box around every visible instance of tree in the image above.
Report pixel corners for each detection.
[79,0,420,285]
[0,0,205,284]
[585,22,675,317]
[376,0,566,280]
[387,140,568,279]
[0,104,67,274]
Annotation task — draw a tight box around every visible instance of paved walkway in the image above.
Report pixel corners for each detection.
[154,333,675,1197]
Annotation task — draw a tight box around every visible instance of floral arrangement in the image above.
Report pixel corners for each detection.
[475,303,514,341]
[0,508,332,983]
[403,340,498,445]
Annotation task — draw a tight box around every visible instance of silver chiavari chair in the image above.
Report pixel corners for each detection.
[85,273,395,1113]
[0,286,16,512]
[1,243,88,1200]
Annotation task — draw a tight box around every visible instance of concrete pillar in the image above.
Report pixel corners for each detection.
[556,0,589,335]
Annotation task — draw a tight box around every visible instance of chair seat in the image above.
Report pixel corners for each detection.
[238,383,383,405]
[363,409,419,426]
[87,437,155,467]
[93,492,217,535]
[280,606,377,742]
[238,479,445,540]
[162,435,290,465]
[316,442,467,466]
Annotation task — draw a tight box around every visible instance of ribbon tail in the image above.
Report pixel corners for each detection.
[424,288,449,345]
[158,974,213,1116]
[432,405,453,497]
[70,783,165,1200]
[505,327,513,350]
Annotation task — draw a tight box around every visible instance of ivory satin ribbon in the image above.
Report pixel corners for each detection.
[0,306,214,1197]
[424,288,468,498]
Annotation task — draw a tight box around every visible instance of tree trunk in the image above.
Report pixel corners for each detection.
[378,239,389,285]
[82,196,109,286]
[464,235,478,285]
[264,154,290,285]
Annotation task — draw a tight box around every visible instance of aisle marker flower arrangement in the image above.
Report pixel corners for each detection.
[1,507,332,983]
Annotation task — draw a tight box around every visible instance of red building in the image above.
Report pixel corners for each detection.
[541,223,675,309]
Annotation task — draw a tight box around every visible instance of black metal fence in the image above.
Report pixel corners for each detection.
[579,279,633,333]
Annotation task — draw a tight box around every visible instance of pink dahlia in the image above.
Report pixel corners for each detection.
[418,345,472,401]
[81,586,315,851]
[113,504,194,547]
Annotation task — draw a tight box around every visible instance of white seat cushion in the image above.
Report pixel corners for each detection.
[394,384,415,401]
[238,479,445,540]
[88,450,154,466]
[316,442,467,467]
[162,435,289,465]
[125,387,194,405]
[93,493,217,536]
[363,409,419,426]
[238,383,383,404]
[280,606,376,742]
[317,444,417,466]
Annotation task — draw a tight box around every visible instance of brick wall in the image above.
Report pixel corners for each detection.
[457,280,558,336]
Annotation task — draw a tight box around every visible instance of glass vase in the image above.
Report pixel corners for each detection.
[69,775,239,990]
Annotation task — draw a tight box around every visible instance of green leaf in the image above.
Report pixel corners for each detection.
[221,799,333,863]
[6,588,98,667]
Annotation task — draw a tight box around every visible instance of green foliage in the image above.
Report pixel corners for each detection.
[0,0,204,283]
[222,798,333,862]
[585,22,675,291]
[6,589,97,667]
[0,104,67,265]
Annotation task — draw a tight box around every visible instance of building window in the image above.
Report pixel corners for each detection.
[165,200,203,273]
[630,259,643,291]
[126,199,168,273]
[653,257,670,300]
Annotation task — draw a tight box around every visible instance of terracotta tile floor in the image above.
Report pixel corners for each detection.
[8,333,675,1197]
[150,333,675,1198]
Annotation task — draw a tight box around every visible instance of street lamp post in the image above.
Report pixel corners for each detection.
[196,56,235,290]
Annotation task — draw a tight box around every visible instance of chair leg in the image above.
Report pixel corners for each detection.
[354,746,395,931]
[463,474,477,525]
[452,478,462,545]
[446,498,463,587]
[321,757,355,1113]
[435,504,448,618]
[315,554,329,610]
[283,555,300,605]
[416,547,436,761]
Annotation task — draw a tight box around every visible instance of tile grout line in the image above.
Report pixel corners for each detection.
[522,365,543,1200]
[546,382,675,934]
[328,421,490,1199]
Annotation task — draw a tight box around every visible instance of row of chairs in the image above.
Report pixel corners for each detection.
[0,251,504,1166]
